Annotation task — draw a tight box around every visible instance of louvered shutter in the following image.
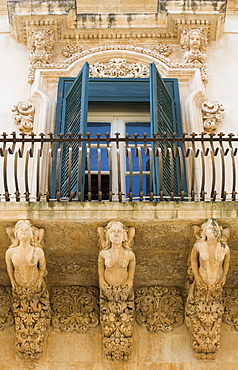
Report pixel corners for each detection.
[60,62,89,197]
[150,63,179,198]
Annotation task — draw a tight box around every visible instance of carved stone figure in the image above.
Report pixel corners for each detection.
[180,28,208,83]
[201,100,225,132]
[5,220,50,359]
[98,221,136,361]
[12,100,35,134]
[185,219,230,359]
[6,220,46,290]
[28,28,54,83]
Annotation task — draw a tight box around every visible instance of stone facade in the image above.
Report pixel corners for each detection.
[0,0,238,368]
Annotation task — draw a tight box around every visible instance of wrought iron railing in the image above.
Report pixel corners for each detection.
[0,132,238,202]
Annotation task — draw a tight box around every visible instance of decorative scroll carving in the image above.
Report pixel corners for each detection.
[135,286,184,332]
[5,220,50,359]
[185,219,230,359]
[180,28,208,83]
[90,58,149,78]
[51,286,99,332]
[152,44,172,57]
[12,101,35,134]
[0,286,13,330]
[62,44,82,58]
[201,100,225,132]
[28,28,54,83]
[223,288,238,331]
[98,221,136,361]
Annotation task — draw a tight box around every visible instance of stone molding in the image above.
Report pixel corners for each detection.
[135,286,184,332]
[51,286,99,332]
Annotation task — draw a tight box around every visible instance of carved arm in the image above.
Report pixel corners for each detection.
[5,250,17,288]
[98,253,108,290]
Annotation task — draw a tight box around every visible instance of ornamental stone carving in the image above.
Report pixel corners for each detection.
[62,44,82,58]
[135,286,184,332]
[223,288,238,331]
[90,58,149,78]
[180,28,208,83]
[28,28,54,83]
[0,286,13,331]
[98,221,136,361]
[12,101,35,134]
[51,286,99,332]
[152,44,172,57]
[201,100,225,132]
[185,219,230,359]
[5,220,50,359]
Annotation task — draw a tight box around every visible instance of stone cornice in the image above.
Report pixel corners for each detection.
[7,0,226,44]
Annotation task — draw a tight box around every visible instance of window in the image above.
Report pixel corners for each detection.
[53,62,183,200]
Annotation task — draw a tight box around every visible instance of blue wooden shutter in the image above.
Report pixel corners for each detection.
[60,62,89,197]
[150,63,179,198]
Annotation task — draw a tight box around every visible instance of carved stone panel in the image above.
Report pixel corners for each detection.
[0,286,13,331]
[135,286,184,332]
[51,286,99,332]
[223,288,238,331]
[90,58,149,78]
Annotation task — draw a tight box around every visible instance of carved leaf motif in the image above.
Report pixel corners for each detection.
[51,286,99,332]
[135,286,184,332]
[223,288,238,331]
[90,58,149,79]
[0,286,14,330]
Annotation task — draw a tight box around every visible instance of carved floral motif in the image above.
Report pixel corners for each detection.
[180,28,208,83]
[152,44,172,57]
[90,58,149,78]
[201,100,225,132]
[98,221,136,361]
[223,288,238,331]
[135,286,184,332]
[185,219,230,359]
[6,220,50,359]
[62,44,82,58]
[51,286,99,332]
[0,286,13,331]
[12,101,35,134]
[28,28,54,83]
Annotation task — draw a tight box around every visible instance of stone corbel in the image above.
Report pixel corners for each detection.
[12,100,35,134]
[201,100,225,133]
[185,219,230,359]
[135,286,184,332]
[98,221,136,361]
[5,220,50,360]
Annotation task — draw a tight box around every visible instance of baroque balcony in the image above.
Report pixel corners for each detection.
[0,131,238,203]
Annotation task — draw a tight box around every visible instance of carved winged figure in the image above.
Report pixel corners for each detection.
[5,220,46,290]
[98,221,136,291]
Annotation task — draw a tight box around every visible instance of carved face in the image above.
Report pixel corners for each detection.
[108,223,125,244]
[15,222,33,243]
[189,32,201,50]
[34,33,46,51]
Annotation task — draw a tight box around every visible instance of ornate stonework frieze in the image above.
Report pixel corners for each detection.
[6,220,50,359]
[201,100,225,132]
[90,58,149,78]
[152,44,172,57]
[223,288,238,331]
[135,286,184,332]
[62,44,83,58]
[98,221,136,361]
[185,219,230,359]
[180,28,208,83]
[12,101,35,134]
[51,286,99,332]
[27,28,54,83]
[0,286,14,331]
